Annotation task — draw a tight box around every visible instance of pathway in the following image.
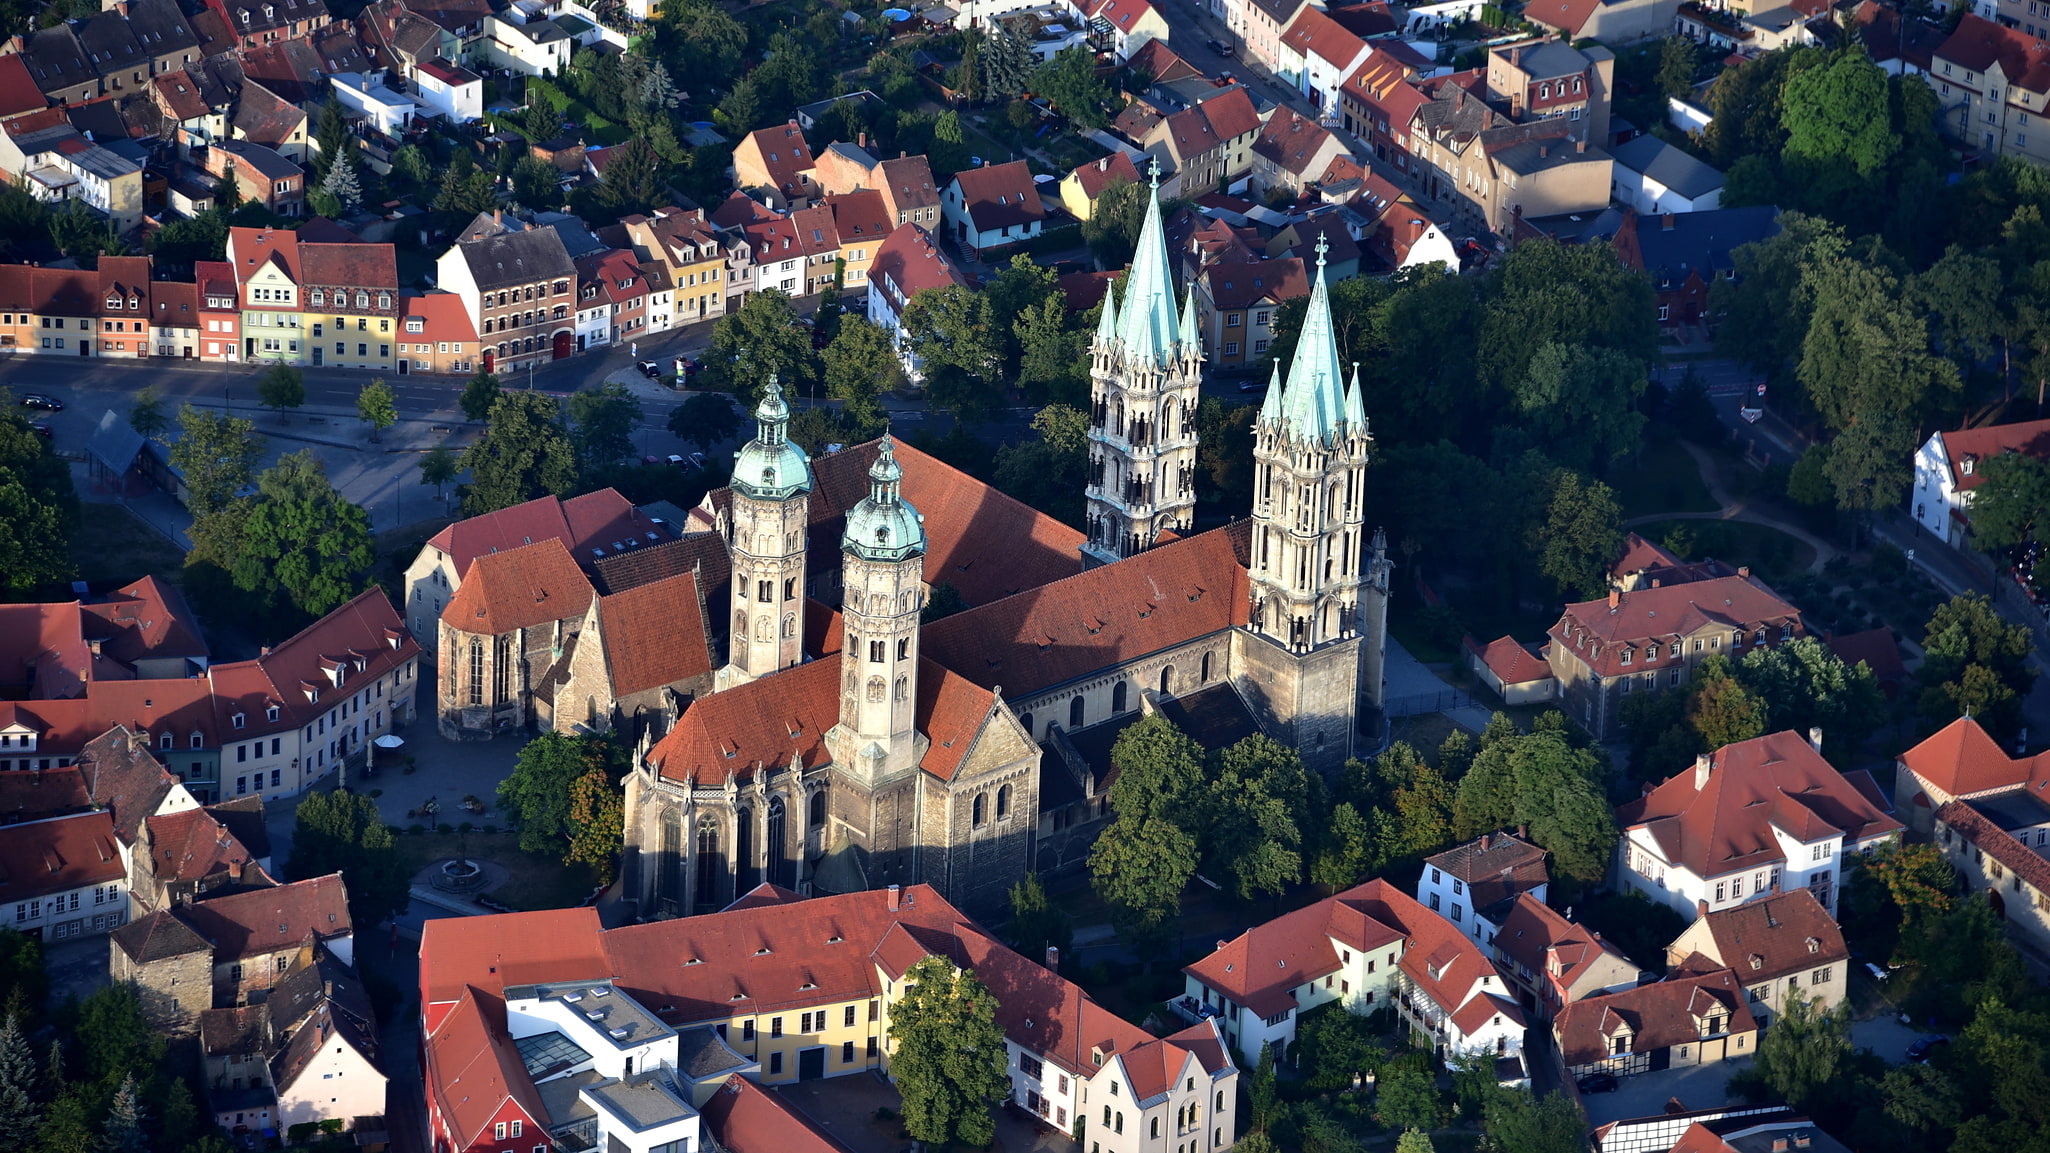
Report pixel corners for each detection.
[1621,441,1839,574]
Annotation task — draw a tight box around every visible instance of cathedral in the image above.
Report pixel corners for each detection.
[620,176,1392,920]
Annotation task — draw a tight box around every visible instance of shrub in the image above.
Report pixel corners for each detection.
[459,821,474,834]
[439,823,455,834]
[409,823,425,834]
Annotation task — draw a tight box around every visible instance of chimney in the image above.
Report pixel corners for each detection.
[1693,753,1712,791]
[1808,727,1823,754]
[1771,1140,1789,1153]
[1045,946,1060,971]
[1793,1135,1812,1150]
[1511,92,1523,117]
[1661,212,1676,231]
[1538,144,1548,158]
[887,884,900,911]
[493,207,502,226]
[1215,939,1228,952]
[1697,899,1709,918]
[858,130,868,150]
[1607,588,1620,610]
[1511,46,1522,65]
[1738,565,1751,577]
[1575,139,1586,153]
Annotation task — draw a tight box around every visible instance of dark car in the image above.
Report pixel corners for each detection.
[1206,37,1234,57]
[1907,1036,1949,1063]
[1576,1072,1620,1094]
[20,393,62,411]
[29,422,52,439]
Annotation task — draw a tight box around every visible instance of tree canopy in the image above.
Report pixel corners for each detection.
[887,957,1009,1147]
[461,391,579,515]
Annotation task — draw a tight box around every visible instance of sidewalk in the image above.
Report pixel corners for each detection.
[1620,441,1838,574]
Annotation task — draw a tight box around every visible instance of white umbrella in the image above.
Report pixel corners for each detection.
[373,735,406,749]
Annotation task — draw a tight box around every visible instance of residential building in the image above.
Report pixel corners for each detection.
[1554,968,1757,1080]
[1606,205,1780,335]
[1116,86,1262,198]
[209,140,303,217]
[176,873,352,1004]
[299,239,401,370]
[826,189,892,288]
[396,291,479,374]
[329,71,415,138]
[734,121,818,208]
[226,226,305,363]
[1614,729,1904,921]
[1465,636,1557,704]
[1545,572,1803,741]
[147,280,201,358]
[1354,171,1460,272]
[1935,785,2050,957]
[1927,14,2050,162]
[0,811,128,941]
[620,206,730,326]
[1524,0,1682,43]
[128,805,268,913]
[1909,418,2050,548]
[1609,135,1724,214]
[1491,894,1641,1019]
[1591,1106,1847,1153]
[10,26,101,104]
[810,142,941,229]
[1338,50,1431,163]
[205,0,331,50]
[111,910,214,1032]
[1664,889,1847,1028]
[1418,831,1550,947]
[941,159,1046,254]
[0,115,144,232]
[1060,152,1143,221]
[85,255,152,359]
[229,80,310,161]
[411,57,482,121]
[1083,0,1171,61]
[196,260,240,361]
[1485,38,1613,143]
[1249,105,1352,200]
[1189,256,1305,369]
[479,12,569,75]
[573,248,648,350]
[435,210,578,375]
[1179,878,1527,1068]
[1230,0,1313,74]
[866,222,971,379]
[1277,5,1372,115]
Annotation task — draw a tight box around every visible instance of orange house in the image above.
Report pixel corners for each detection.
[398,292,480,375]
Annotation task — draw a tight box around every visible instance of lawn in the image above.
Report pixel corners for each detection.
[1611,445,1718,520]
[388,829,603,912]
[69,503,183,591]
[1635,517,1817,582]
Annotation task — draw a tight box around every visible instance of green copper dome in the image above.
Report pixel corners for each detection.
[844,435,925,562]
[732,376,812,501]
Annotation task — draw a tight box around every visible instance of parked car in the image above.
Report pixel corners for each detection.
[1907,1036,1948,1063]
[688,452,706,470]
[1576,1072,1619,1094]
[1238,380,1266,393]
[637,360,663,379]
[20,393,62,411]
[1206,37,1234,57]
[29,422,52,439]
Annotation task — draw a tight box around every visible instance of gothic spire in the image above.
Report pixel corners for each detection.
[1343,361,1367,433]
[1178,280,1201,353]
[1113,158,1180,367]
[1279,237,1347,446]
[1259,361,1283,424]
[1095,279,1120,345]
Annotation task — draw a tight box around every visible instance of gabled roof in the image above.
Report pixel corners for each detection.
[0,53,46,118]
[1681,888,1845,982]
[218,138,299,181]
[1185,879,1415,1018]
[1617,731,1905,877]
[595,572,713,696]
[423,488,638,579]
[868,222,970,301]
[1252,105,1343,178]
[400,291,479,342]
[230,80,306,149]
[825,188,891,246]
[424,988,549,1150]
[272,1000,379,1093]
[0,765,89,825]
[144,806,262,886]
[1614,205,1781,288]
[1934,417,2050,494]
[0,811,124,904]
[19,25,94,96]
[1466,635,1552,687]
[1900,715,2046,799]
[950,159,1044,233]
[1494,894,1634,994]
[73,726,183,843]
[298,241,400,291]
[1280,4,1370,70]
[737,121,815,197]
[700,1077,856,1153]
[1935,13,2050,94]
[1610,135,1724,200]
[1199,256,1305,310]
[81,575,210,666]
[1549,573,1802,679]
[420,907,607,1012]
[442,537,594,636]
[454,221,576,290]
[112,907,211,964]
[1555,968,1754,1066]
[176,872,351,962]
[1424,831,1549,910]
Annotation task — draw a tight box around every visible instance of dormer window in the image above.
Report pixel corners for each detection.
[160,732,173,749]
[191,732,203,749]
[266,705,280,722]
[378,292,391,309]
[311,290,324,306]
[232,713,246,730]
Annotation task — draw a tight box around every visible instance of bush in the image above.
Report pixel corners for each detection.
[287,1122,322,1142]
[438,823,455,834]
[320,1118,345,1135]
[409,823,425,834]
[459,821,474,834]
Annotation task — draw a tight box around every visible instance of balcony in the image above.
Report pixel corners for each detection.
[1168,994,1225,1027]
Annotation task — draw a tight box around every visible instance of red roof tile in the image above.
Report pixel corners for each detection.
[441,538,594,636]
[400,291,479,343]
[1685,889,1845,982]
[1068,152,1142,201]
[0,765,89,824]
[1281,5,1370,69]
[738,122,816,197]
[1554,968,1755,1067]
[0,53,45,118]
[1467,635,1552,687]
[1900,716,2044,800]
[596,571,714,696]
[1548,573,1803,680]
[419,907,607,1020]
[869,223,972,301]
[701,1077,856,1153]
[0,810,124,903]
[423,988,548,1151]
[144,807,260,885]
[1937,417,2050,494]
[950,160,1044,233]
[175,873,351,962]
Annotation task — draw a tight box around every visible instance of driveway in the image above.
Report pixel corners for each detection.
[1580,1057,1752,1128]
[774,1072,1071,1153]
[42,935,111,1007]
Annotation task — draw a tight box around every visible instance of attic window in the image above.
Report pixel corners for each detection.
[685,958,703,965]
[754,946,772,956]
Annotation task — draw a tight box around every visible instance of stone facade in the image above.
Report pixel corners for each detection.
[109,914,213,1034]
[438,614,576,738]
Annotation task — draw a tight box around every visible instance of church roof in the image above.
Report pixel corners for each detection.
[1112,167,1189,367]
[921,521,1252,699]
[1272,239,1353,446]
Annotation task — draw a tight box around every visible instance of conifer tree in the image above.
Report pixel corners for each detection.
[0,1013,40,1153]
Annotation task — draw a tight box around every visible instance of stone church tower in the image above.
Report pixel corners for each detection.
[718,377,811,689]
[1232,239,1374,772]
[823,437,930,886]
[1083,164,1204,568]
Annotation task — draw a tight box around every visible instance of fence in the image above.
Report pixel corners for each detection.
[1383,687,1474,718]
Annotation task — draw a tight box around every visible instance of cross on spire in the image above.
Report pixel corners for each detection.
[1314,233,1329,268]
[1147,156,1161,190]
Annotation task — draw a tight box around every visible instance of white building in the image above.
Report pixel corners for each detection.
[1615,730,1903,922]
[273,1003,388,1133]
[412,58,484,123]
[329,72,417,139]
[1417,832,1549,948]
[481,13,572,76]
[864,223,969,382]
[1910,418,2050,547]
[1,811,129,942]
[1609,135,1724,215]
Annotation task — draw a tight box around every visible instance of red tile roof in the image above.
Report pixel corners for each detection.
[424,988,548,1151]
[1900,716,2046,800]
[950,160,1044,233]
[0,53,45,118]
[1549,573,1803,679]
[298,241,400,293]
[1494,894,1633,999]
[1200,256,1307,310]
[1281,4,1370,69]
[869,223,971,302]
[1068,152,1142,202]
[419,907,607,1021]
[1938,797,2050,901]
[144,806,261,885]
[1467,635,1552,687]
[1554,968,1755,1067]
[81,575,210,666]
[73,725,186,842]
[1200,87,1263,141]
[0,765,89,825]
[400,291,479,343]
[441,538,594,636]
[175,872,351,962]
[1824,627,1905,685]
[1683,889,1846,982]
[1252,105,1343,178]
[1124,38,1203,84]
[423,488,642,580]
[1935,14,2050,95]
[1425,831,1550,909]
[596,571,714,696]
[826,188,891,246]
[1086,0,1158,32]
[739,122,816,197]
[921,522,1249,699]
[1618,731,1905,879]
[700,1077,856,1153]
[1936,417,2050,494]
[1526,0,1602,37]
[0,810,124,904]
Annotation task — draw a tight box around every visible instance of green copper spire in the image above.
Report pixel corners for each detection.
[844,434,925,562]
[1113,158,1181,367]
[1343,361,1367,433]
[1279,236,1346,446]
[1178,281,1201,353]
[1095,279,1120,345]
[1258,361,1283,424]
[731,374,812,500]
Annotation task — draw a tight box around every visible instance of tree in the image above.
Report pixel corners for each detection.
[704,290,820,401]
[314,92,350,176]
[820,315,900,432]
[1512,342,1649,472]
[512,154,562,209]
[1781,50,1899,185]
[568,382,644,470]
[993,404,1090,528]
[597,137,666,215]
[166,405,263,519]
[1862,842,1954,926]
[1081,176,1148,267]
[1015,295,1088,405]
[432,156,497,219]
[255,363,306,420]
[1656,35,1700,101]
[1296,1005,1385,1092]
[1751,989,1852,1110]
[1480,1091,1585,1153]
[0,1013,40,1153]
[0,408,74,594]
[498,732,613,854]
[716,73,762,133]
[74,983,162,1087]
[420,443,459,506]
[1735,636,1886,762]
[1912,246,2007,380]
[1454,726,1615,883]
[0,932,44,1029]
[982,20,1036,99]
[144,208,230,273]
[320,158,362,216]
[887,956,1009,1148]
[1311,801,1374,890]
[47,199,124,266]
[460,391,579,515]
[286,791,409,929]
[1530,469,1623,597]
[1375,1056,1442,1131]
[563,765,624,883]
[1822,408,1919,511]
[460,369,503,422]
[1395,1131,1434,1153]
[902,284,1002,424]
[128,386,168,442]
[230,451,375,622]
[97,1074,144,1153]
[1713,212,1848,375]
[1478,239,1658,399]
[523,98,564,143]
[1967,450,2050,551]
[1797,254,1958,435]
[1006,873,1072,963]
[1248,1043,1279,1132]
[1687,673,1769,749]
[1920,592,2037,739]
[1089,816,1196,959]
[356,379,397,443]
[1034,46,1112,129]
[668,393,742,453]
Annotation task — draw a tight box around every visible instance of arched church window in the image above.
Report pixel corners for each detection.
[756,616,772,642]
[897,638,909,660]
[973,793,987,827]
[1070,695,1086,728]
[782,614,796,639]
[1112,681,1129,713]
[997,784,1011,820]
[766,797,787,889]
[1159,665,1173,696]
[659,809,682,907]
[1020,712,1034,738]
[867,677,885,703]
[894,676,908,702]
[1201,652,1213,683]
[809,789,827,828]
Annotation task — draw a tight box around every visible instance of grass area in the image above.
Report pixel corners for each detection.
[388,829,602,912]
[1611,445,1718,519]
[1637,517,1817,583]
[69,503,183,591]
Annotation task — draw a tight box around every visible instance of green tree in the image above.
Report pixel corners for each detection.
[1034,46,1112,128]
[1512,341,1649,472]
[716,73,763,134]
[1311,801,1374,890]
[1912,245,2008,379]
[1295,1005,1385,1092]
[1530,469,1623,597]
[498,732,615,854]
[563,765,624,883]
[887,956,1010,1148]
[668,393,742,453]
[597,136,666,215]
[128,386,168,442]
[144,208,230,273]
[903,284,1003,424]
[1687,673,1769,749]
[356,379,397,443]
[1751,988,1852,1111]
[0,405,74,594]
[1882,1062,1964,1137]
[1454,726,1615,882]
[285,791,409,929]
[1862,841,1955,926]
[993,404,1090,528]
[1735,636,1887,762]
[1015,294,1089,406]
[320,158,362,216]
[74,983,162,1087]
[1375,1056,1442,1131]
[1006,873,1072,963]
[1822,408,1919,511]
[704,290,820,401]
[1919,592,2037,739]
[1798,253,1961,434]
[1395,1131,1434,1153]
[166,405,263,519]
[1479,1090,1586,1153]
[1966,450,2050,551]
[255,363,306,420]
[0,1012,40,1153]
[1712,212,1849,375]
[568,382,644,470]
[98,1074,144,1153]
[1781,50,1899,186]
[1478,239,1657,399]
[47,199,124,266]
[512,154,562,209]
[0,931,45,1027]
[982,20,1036,98]
[420,443,460,506]
[314,92,350,175]
[460,391,579,514]
[460,369,503,422]
[230,450,375,622]
[1089,816,1196,960]
[821,315,901,432]
[1655,35,1700,101]
[1081,176,1148,267]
